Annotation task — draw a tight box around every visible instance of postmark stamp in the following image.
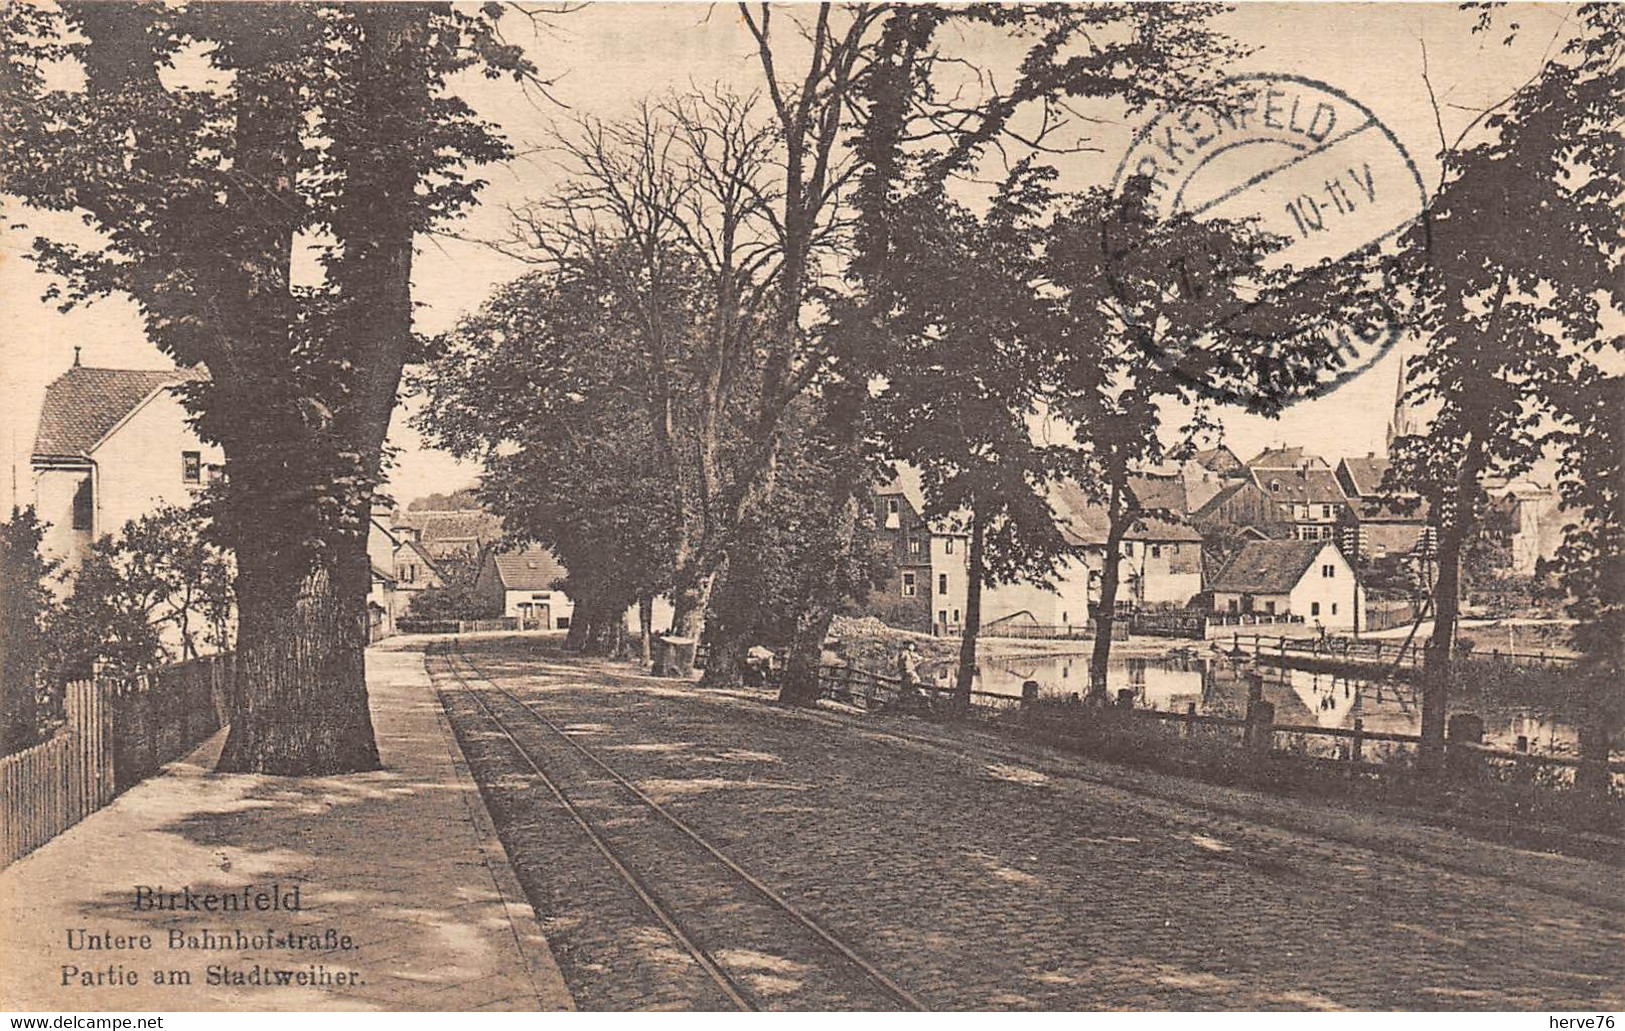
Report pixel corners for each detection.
[1109,72,1431,405]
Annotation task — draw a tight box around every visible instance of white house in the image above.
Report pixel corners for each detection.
[1209,539,1363,631]
[31,363,219,571]
[474,546,575,630]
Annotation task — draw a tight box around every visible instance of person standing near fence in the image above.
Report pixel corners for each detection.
[896,642,924,706]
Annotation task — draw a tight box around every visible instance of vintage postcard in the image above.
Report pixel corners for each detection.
[0,1,1619,1017]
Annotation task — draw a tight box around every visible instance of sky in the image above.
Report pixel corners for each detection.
[0,2,1583,512]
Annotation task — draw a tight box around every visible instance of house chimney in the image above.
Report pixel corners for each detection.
[73,346,82,367]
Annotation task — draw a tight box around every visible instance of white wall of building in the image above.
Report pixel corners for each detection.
[89,389,222,539]
[1288,544,1362,631]
[501,588,576,629]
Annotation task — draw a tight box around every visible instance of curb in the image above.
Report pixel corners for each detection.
[424,655,576,1011]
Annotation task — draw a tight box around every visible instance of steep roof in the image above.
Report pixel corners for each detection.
[32,366,198,458]
[392,509,503,544]
[1128,473,1188,515]
[402,538,442,574]
[1192,445,1244,474]
[875,463,968,535]
[874,463,928,517]
[1249,468,1347,505]
[1337,456,1392,497]
[1210,540,1329,594]
[1246,446,1328,471]
[1050,480,1111,546]
[490,547,569,591]
[1050,480,1203,545]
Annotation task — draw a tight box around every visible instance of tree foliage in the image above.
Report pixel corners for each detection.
[872,166,1071,706]
[45,504,234,685]
[1389,3,1622,763]
[1,508,57,755]
[1,2,543,772]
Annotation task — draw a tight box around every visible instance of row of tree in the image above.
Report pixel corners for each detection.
[3,3,1617,774]
[418,4,1620,762]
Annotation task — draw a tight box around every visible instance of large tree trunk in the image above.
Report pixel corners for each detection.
[1419,436,1485,775]
[216,8,428,775]
[664,569,717,675]
[953,508,986,710]
[1089,482,1129,703]
[1420,517,1466,773]
[698,558,759,688]
[218,534,379,774]
[778,492,861,706]
[638,594,654,665]
[778,600,838,707]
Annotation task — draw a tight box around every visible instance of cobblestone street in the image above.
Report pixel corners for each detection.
[435,636,1625,1011]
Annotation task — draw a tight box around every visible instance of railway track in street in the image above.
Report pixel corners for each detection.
[430,638,927,1012]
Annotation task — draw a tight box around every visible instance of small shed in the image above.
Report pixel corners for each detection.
[474,547,574,630]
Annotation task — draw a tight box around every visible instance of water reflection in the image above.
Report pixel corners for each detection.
[973,651,1583,756]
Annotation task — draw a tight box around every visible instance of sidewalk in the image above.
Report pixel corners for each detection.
[0,638,573,1012]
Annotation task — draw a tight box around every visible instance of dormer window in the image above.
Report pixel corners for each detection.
[182,451,201,484]
[1269,479,1281,493]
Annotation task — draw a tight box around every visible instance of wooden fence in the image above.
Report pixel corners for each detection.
[1225,632,1580,674]
[2,654,232,869]
[1,680,113,868]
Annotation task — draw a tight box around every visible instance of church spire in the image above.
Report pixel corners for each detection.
[1386,352,1423,454]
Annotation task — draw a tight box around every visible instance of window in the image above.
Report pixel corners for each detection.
[1322,504,1333,518]
[952,608,960,623]
[1227,598,1239,613]
[886,498,899,516]
[182,450,201,484]
[902,572,917,597]
[1322,563,1335,578]
[1264,600,1277,614]
[1121,541,1134,556]
[1311,601,1321,616]
[71,477,92,531]
[938,573,948,596]
[1269,479,1281,493]
[1150,544,1162,559]
[403,564,415,583]
[939,610,949,626]
[907,537,922,556]
[556,617,571,629]
[1331,603,1338,615]
[945,538,954,554]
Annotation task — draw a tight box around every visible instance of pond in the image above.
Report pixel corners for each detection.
[968,650,1590,758]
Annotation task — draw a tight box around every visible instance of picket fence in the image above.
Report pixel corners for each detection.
[0,680,113,868]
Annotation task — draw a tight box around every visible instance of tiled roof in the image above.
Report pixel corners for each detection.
[1210,540,1329,594]
[1128,473,1188,515]
[1192,445,1244,473]
[392,509,503,544]
[1050,481,1204,545]
[1246,446,1328,471]
[490,547,569,591]
[32,366,198,457]
[876,463,968,535]
[1249,468,1347,505]
[1338,456,1392,497]
[403,538,442,575]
